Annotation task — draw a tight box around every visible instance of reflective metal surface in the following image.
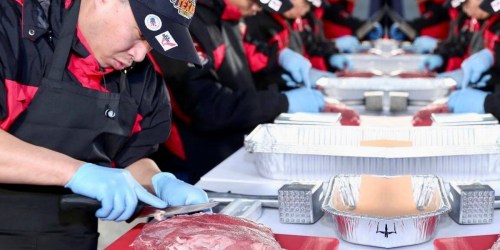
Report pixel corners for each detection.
[244,124,500,182]
[321,175,451,248]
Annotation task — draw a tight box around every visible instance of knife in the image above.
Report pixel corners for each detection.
[355,6,386,40]
[385,6,418,40]
[60,194,219,222]
[205,191,279,208]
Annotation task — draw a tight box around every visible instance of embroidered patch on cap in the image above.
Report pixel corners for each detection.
[155,31,178,51]
[268,0,283,11]
[171,0,196,19]
[491,0,500,12]
[308,0,321,7]
[144,14,162,31]
[451,0,465,8]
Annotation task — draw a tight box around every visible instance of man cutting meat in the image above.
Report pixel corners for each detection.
[0,0,207,248]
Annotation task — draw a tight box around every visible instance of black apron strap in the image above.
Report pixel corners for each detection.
[469,22,487,55]
[46,0,81,81]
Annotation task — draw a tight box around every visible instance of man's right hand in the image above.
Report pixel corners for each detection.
[284,88,325,113]
[335,35,360,53]
[279,48,312,88]
[65,163,166,221]
[412,36,438,54]
[322,101,360,126]
[419,55,443,71]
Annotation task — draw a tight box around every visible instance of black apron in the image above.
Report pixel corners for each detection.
[0,0,138,249]
[469,21,486,55]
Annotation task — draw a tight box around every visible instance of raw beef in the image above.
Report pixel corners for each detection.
[490,235,500,250]
[131,213,283,250]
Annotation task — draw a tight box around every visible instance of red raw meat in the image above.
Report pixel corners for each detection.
[131,213,283,249]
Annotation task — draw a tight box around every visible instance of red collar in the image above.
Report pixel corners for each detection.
[221,0,242,21]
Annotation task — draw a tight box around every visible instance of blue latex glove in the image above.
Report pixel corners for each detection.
[419,55,443,71]
[283,88,325,113]
[309,68,336,85]
[474,74,492,88]
[367,22,383,40]
[65,163,166,221]
[461,49,494,89]
[281,74,300,88]
[152,172,209,206]
[437,69,464,87]
[389,23,406,41]
[279,48,312,88]
[335,35,360,53]
[329,54,353,70]
[448,89,489,113]
[412,36,438,54]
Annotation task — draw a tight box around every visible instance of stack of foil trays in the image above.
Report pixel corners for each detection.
[316,76,456,104]
[321,175,451,248]
[344,54,426,75]
[244,124,500,182]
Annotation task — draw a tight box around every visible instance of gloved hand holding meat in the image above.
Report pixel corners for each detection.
[412,101,449,126]
[322,100,360,126]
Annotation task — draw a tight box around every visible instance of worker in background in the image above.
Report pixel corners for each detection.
[388,0,451,41]
[151,0,327,183]
[243,0,361,125]
[0,0,208,248]
[407,2,463,60]
[413,0,500,125]
[321,0,385,40]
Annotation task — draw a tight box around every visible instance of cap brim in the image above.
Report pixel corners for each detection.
[480,0,498,14]
[449,0,465,8]
[130,0,202,67]
[259,0,293,14]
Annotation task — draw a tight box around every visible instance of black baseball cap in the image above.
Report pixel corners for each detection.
[480,0,500,14]
[130,0,201,67]
[257,0,293,14]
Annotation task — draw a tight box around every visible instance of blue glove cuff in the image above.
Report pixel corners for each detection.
[448,89,488,113]
[65,163,96,189]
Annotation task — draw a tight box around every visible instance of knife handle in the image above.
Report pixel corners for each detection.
[59,194,145,218]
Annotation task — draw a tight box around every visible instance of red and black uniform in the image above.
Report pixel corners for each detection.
[478,14,500,117]
[243,10,339,88]
[243,11,297,89]
[0,0,170,248]
[151,0,288,183]
[322,0,450,40]
[389,0,451,39]
[433,9,477,71]
[301,8,340,71]
[434,13,500,76]
[322,0,372,39]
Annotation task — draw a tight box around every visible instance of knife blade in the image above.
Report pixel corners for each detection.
[60,194,219,222]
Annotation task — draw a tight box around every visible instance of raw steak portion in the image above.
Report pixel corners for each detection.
[131,213,283,250]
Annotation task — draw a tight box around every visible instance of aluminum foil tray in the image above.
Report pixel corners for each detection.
[317,77,456,102]
[345,54,427,74]
[322,175,451,248]
[244,124,500,182]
